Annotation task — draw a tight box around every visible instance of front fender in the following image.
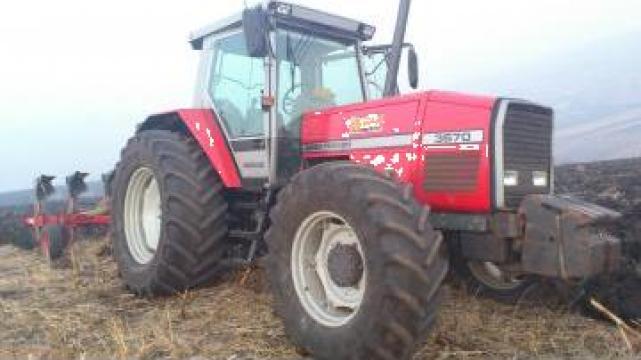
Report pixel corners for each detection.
[139,109,242,188]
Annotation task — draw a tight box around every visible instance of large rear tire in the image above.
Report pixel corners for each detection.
[266,162,449,360]
[111,130,230,296]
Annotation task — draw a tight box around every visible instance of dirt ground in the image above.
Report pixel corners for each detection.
[0,237,636,360]
[2,157,641,359]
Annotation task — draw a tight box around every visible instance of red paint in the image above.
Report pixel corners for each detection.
[417,98,494,213]
[301,90,497,213]
[302,95,421,143]
[301,91,493,143]
[170,109,242,188]
[65,214,111,226]
[24,212,111,259]
[23,213,111,227]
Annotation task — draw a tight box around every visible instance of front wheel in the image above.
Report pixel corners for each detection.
[449,241,535,303]
[465,260,535,301]
[266,163,449,360]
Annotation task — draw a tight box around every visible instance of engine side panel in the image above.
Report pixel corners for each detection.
[301,91,496,213]
[301,95,423,184]
[417,94,495,213]
[141,109,242,188]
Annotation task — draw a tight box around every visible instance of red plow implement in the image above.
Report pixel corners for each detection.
[23,172,111,261]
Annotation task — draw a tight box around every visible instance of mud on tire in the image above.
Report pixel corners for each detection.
[266,162,449,360]
[111,130,230,296]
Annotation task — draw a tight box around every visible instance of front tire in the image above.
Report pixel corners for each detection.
[449,236,536,303]
[266,163,449,360]
[111,130,230,296]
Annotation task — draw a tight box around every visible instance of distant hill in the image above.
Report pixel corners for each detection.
[555,106,641,163]
[457,31,641,163]
[0,181,104,208]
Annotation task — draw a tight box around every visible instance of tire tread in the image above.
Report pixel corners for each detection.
[112,130,230,296]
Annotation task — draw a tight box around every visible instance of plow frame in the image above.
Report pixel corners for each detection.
[23,171,112,261]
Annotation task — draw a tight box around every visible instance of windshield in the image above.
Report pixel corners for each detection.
[274,29,364,132]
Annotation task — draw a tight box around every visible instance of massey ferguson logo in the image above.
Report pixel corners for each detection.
[345,114,385,134]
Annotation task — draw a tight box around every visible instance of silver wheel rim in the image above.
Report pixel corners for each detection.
[124,167,162,265]
[291,211,367,328]
[467,261,524,291]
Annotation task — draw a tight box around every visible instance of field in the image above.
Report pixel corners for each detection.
[0,239,634,360]
[1,158,641,359]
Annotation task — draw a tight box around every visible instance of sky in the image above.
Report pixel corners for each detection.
[0,0,640,192]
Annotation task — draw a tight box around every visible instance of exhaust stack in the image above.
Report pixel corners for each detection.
[383,0,412,97]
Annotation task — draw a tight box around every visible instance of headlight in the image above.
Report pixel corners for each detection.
[532,171,548,187]
[503,170,519,187]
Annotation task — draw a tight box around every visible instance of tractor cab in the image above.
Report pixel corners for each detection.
[190,1,377,186]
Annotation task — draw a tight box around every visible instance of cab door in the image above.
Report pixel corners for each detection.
[201,30,270,188]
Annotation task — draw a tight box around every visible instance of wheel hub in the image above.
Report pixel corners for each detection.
[291,211,367,327]
[123,167,162,265]
[327,244,364,287]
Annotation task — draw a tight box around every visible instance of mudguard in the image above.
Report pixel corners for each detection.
[139,109,242,188]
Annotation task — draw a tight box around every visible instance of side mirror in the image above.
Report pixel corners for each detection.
[408,47,419,89]
[243,6,270,58]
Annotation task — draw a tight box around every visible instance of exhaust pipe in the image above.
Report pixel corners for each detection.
[383,0,411,97]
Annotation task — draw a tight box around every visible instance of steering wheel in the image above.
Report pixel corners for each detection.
[282,83,303,115]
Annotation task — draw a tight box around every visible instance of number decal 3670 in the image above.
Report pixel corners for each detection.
[423,130,484,145]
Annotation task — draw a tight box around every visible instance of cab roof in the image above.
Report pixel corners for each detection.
[189,1,376,50]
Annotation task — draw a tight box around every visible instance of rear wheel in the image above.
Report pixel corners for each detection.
[266,163,449,360]
[111,130,230,296]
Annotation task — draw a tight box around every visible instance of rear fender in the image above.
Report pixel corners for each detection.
[138,109,242,188]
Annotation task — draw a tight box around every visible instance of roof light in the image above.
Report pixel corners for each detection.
[360,24,376,38]
[275,3,292,16]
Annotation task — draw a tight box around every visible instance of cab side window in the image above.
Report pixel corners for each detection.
[208,32,265,138]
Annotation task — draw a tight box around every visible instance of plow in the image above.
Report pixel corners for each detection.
[23,172,111,261]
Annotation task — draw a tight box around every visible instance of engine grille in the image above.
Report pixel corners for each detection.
[502,102,554,207]
[424,153,480,192]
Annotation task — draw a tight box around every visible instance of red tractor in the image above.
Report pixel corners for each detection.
[109,1,630,359]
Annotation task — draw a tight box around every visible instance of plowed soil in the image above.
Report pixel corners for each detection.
[1,157,640,359]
